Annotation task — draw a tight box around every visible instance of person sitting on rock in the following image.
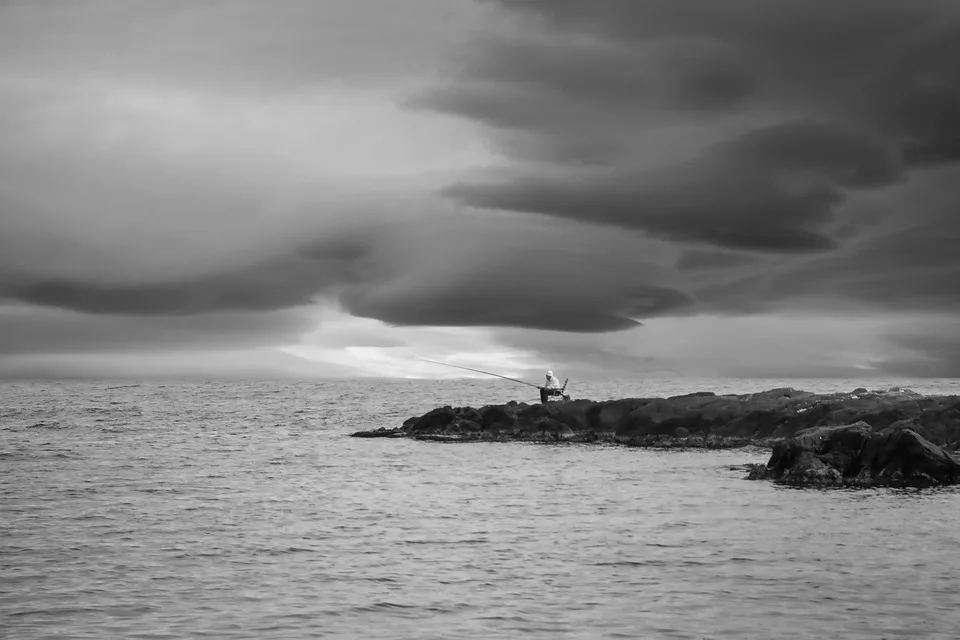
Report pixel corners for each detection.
[540,370,562,403]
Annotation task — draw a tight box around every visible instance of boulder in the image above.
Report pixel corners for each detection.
[407,406,455,434]
[752,422,960,487]
[779,451,843,485]
[856,426,960,486]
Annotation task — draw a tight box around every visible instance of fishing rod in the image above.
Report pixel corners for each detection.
[417,358,541,389]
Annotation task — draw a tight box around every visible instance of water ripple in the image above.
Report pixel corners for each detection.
[2,378,960,639]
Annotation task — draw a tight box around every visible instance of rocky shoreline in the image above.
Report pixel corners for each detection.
[351,386,960,487]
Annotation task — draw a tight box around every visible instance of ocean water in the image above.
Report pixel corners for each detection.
[3,377,960,640]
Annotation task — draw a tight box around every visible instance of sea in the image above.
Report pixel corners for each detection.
[3,376,960,640]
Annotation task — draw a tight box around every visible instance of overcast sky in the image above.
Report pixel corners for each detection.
[1,0,958,380]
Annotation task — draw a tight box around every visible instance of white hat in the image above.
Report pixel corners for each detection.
[546,370,553,376]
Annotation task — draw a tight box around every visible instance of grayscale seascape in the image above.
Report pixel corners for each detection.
[4,378,960,639]
[3,0,960,638]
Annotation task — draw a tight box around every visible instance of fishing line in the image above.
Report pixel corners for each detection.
[416,358,541,389]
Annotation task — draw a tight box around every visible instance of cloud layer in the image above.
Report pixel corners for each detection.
[0,0,958,377]
[421,0,959,254]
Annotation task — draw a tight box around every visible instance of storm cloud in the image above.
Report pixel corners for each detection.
[0,304,312,356]
[0,0,958,377]
[339,213,696,332]
[420,0,960,254]
[443,120,901,252]
[685,167,960,317]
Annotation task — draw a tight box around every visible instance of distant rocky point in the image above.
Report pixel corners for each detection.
[351,387,960,487]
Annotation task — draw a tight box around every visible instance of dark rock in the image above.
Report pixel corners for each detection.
[535,417,575,440]
[856,426,960,486]
[407,406,455,434]
[669,391,717,399]
[351,388,960,455]
[413,433,479,442]
[350,427,404,438]
[479,405,517,432]
[443,419,483,435]
[780,451,843,485]
[456,407,483,424]
[751,422,960,487]
[745,463,771,480]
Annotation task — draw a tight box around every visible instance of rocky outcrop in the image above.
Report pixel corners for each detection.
[351,387,960,451]
[747,422,960,487]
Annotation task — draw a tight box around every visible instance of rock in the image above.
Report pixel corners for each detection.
[588,399,643,435]
[456,407,483,424]
[745,463,771,480]
[750,422,960,487]
[444,419,483,435]
[479,405,517,433]
[789,421,873,449]
[780,451,843,485]
[857,426,960,486]
[534,417,575,440]
[407,406,455,434]
[350,388,960,453]
[350,427,404,438]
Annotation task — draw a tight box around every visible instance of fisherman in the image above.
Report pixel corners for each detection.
[540,370,562,403]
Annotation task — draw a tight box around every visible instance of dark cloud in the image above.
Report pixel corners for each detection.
[410,35,757,126]
[689,167,960,316]
[868,24,960,165]
[676,250,760,272]
[3,275,308,316]
[1,0,958,379]
[444,120,900,252]
[418,0,959,255]
[0,242,367,316]
[482,0,956,111]
[344,285,691,333]
[339,213,695,333]
[0,305,312,356]
[1,191,694,334]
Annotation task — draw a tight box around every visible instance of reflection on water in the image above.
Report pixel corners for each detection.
[2,378,959,639]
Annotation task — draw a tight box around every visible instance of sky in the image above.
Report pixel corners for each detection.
[1,0,958,380]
